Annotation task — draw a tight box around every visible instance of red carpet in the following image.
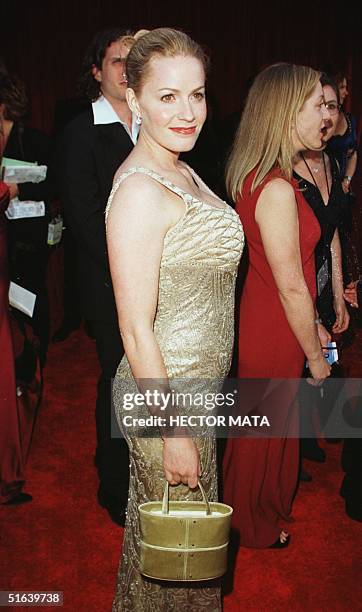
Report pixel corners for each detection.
[1,326,361,611]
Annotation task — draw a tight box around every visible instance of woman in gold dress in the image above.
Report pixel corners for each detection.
[106,28,244,611]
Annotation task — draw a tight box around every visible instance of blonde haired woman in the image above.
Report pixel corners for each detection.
[223,63,331,549]
[106,28,243,610]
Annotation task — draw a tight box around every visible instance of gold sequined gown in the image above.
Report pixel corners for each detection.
[105,166,244,611]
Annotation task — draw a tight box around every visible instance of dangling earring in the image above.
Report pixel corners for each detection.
[136,114,142,125]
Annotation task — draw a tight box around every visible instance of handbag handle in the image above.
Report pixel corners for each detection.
[162,480,211,516]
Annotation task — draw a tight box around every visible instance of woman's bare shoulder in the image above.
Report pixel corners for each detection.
[256,178,297,225]
[110,171,167,215]
[261,177,295,199]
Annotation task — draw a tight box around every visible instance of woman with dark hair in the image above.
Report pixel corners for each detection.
[0,72,54,367]
[293,74,349,467]
[323,69,361,302]
[293,74,349,334]
[326,70,358,191]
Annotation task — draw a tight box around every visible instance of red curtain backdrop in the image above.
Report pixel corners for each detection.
[1,0,361,135]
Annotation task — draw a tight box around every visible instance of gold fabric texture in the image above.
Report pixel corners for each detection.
[106,167,244,611]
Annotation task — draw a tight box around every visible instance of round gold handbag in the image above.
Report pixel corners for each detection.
[138,480,233,581]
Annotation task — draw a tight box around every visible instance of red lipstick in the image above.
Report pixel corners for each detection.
[169,127,196,135]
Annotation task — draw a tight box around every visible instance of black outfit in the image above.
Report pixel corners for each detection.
[4,123,55,366]
[52,97,90,341]
[293,153,346,331]
[294,153,346,462]
[52,221,82,340]
[59,107,133,514]
[327,134,360,286]
[328,112,358,180]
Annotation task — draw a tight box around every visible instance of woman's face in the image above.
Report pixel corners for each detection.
[293,81,330,153]
[130,54,206,154]
[322,84,340,142]
[338,78,348,103]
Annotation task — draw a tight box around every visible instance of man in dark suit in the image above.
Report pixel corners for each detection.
[59,28,141,525]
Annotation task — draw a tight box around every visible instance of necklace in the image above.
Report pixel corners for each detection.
[311,162,322,173]
[300,151,330,198]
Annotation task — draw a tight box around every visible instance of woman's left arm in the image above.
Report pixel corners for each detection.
[331,228,350,332]
[342,150,357,193]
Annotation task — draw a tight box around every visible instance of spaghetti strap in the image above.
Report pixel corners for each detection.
[105,167,192,225]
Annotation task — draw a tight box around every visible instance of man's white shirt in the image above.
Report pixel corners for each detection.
[92,95,139,144]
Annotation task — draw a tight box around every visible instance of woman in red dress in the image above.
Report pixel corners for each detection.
[223,64,331,548]
[0,158,31,503]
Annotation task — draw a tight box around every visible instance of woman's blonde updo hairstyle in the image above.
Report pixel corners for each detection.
[126,27,209,94]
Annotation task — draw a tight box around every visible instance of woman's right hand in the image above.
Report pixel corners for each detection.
[307,352,331,386]
[163,437,200,489]
[316,322,331,354]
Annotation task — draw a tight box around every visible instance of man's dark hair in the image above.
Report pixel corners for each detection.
[77,27,132,102]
